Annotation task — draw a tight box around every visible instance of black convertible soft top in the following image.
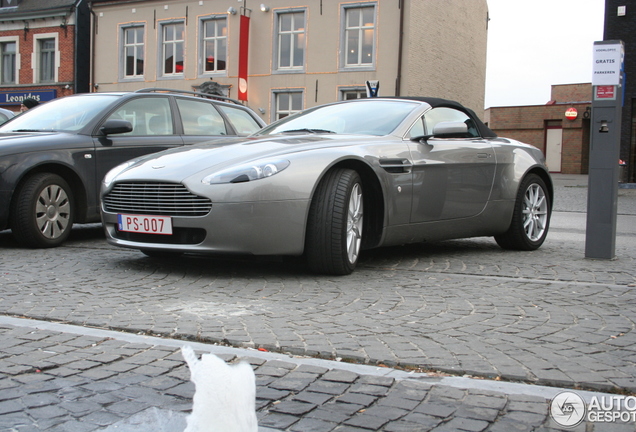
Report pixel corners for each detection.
[390,96,497,138]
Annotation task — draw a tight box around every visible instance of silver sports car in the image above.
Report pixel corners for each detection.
[101,97,552,275]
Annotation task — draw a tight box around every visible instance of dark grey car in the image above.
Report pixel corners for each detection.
[0,107,15,125]
[0,89,265,248]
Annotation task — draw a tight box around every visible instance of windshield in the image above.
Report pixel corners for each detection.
[0,95,120,133]
[256,100,420,136]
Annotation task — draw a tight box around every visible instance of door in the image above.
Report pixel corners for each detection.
[545,121,562,172]
[407,107,496,223]
[93,96,185,187]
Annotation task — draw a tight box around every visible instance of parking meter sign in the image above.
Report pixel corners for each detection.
[595,85,616,100]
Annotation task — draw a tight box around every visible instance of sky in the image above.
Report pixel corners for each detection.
[485,0,606,108]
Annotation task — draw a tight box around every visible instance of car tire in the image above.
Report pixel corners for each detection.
[306,168,363,275]
[10,173,75,248]
[495,173,551,250]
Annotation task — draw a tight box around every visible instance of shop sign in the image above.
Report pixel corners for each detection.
[565,108,578,120]
[0,90,57,105]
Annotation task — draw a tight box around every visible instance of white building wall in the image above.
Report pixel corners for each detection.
[91,0,488,122]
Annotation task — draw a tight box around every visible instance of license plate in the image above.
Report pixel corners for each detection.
[117,214,172,235]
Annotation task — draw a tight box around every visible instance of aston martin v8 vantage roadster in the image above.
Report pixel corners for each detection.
[101,97,552,275]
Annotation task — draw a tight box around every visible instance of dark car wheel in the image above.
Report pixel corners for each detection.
[495,173,551,250]
[10,173,75,248]
[306,168,363,275]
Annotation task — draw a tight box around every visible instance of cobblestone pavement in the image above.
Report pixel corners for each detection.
[1,174,636,431]
[1,317,634,432]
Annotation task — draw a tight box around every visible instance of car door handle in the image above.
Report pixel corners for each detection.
[477,153,492,159]
[379,159,412,173]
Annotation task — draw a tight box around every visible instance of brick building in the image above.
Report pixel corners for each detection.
[0,0,91,113]
[487,2,636,180]
[484,84,592,174]
[604,0,635,182]
[90,0,489,123]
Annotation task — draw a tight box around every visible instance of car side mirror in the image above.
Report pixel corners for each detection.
[100,119,133,135]
[432,121,469,138]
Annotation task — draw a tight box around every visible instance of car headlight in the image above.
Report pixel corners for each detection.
[202,159,290,184]
[102,160,137,189]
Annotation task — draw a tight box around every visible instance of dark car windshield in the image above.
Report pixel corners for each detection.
[0,95,120,133]
[256,100,420,137]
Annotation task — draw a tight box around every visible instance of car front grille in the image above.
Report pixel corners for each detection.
[103,182,212,217]
[114,227,207,245]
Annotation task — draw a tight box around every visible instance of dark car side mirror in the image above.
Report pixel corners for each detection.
[100,119,133,135]
[431,121,469,138]
[410,121,473,142]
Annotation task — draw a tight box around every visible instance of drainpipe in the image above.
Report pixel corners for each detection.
[395,0,405,96]
[89,1,97,93]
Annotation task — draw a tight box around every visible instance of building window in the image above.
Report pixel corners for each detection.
[39,38,56,82]
[201,17,227,74]
[274,91,303,121]
[340,87,367,100]
[162,22,184,76]
[123,25,144,78]
[342,4,375,68]
[275,11,305,71]
[0,41,16,84]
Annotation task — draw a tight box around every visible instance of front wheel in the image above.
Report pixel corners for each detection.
[10,173,75,248]
[495,173,551,250]
[306,168,363,275]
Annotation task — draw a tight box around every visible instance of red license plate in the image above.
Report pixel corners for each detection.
[117,214,172,235]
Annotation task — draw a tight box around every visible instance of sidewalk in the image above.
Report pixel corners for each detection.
[1,174,635,431]
[1,316,630,432]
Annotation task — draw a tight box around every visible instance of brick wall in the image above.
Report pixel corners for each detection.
[550,83,592,103]
[486,102,591,174]
[1,26,73,86]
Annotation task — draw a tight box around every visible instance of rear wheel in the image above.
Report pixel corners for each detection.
[495,173,551,250]
[306,168,363,275]
[10,173,75,248]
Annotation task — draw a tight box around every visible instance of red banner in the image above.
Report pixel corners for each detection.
[238,14,250,101]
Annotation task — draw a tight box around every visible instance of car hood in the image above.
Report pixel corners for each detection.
[0,131,84,155]
[113,133,382,182]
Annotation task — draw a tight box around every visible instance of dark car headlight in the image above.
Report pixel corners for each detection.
[202,159,290,184]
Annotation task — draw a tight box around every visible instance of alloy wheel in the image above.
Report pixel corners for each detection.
[522,183,548,242]
[36,184,71,239]
[346,183,363,264]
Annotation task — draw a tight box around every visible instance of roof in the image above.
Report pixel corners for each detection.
[0,0,79,19]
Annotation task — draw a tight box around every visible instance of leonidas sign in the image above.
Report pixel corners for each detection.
[592,41,624,86]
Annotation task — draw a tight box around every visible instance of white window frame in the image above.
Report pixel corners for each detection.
[160,20,185,78]
[272,89,304,122]
[121,24,145,80]
[32,33,58,83]
[339,86,367,101]
[0,36,18,85]
[199,15,227,76]
[340,3,376,71]
[273,9,306,73]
